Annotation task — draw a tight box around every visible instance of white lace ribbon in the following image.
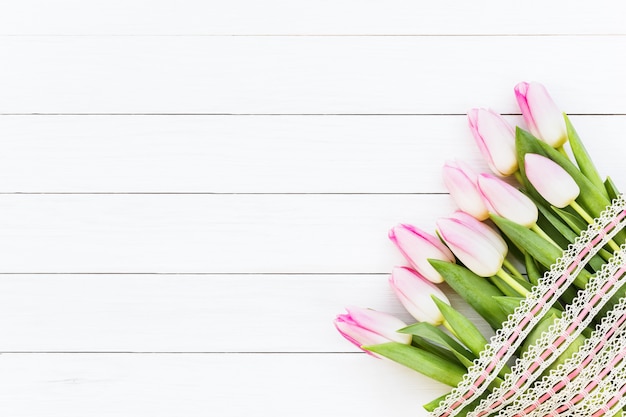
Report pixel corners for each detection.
[430,196,626,417]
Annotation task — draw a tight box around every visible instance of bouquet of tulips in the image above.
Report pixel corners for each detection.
[335,82,626,417]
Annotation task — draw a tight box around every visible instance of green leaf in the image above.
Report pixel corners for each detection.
[401,321,474,367]
[363,342,467,387]
[605,176,621,201]
[536,202,577,246]
[431,297,488,358]
[490,214,592,288]
[429,260,509,329]
[565,114,608,198]
[524,252,542,286]
[410,333,464,365]
[552,205,587,235]
[551,206,608,272]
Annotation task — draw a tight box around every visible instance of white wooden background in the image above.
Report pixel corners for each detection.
[1,2,626,416]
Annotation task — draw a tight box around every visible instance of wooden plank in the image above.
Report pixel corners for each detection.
[1,37,626,114]
[0,194,455,273]
[0,1,622,35]
[0,353,449,417]
[0,115,623,193]
[0,274,490,352]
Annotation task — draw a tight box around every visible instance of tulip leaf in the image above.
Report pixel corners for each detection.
[550,206,609,272]
[564,114,608,198]
[535,202,577,246]
[431,296,487,358]
[429,260,508,329]
[524,252,542,286]
[490,214,591,288]
[402,322,473,359]
[363,342,467,387]
[410,337,464,366]
[605,176,621,202]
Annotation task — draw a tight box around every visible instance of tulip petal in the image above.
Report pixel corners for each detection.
[524,153,580,208]
[389,267,448,325]
[442,161,489,220]
[468,108,518,176]
[477,173,538,227]
[449,211,508,257]
[345,306,412,344]
[437,218,504,277]
[389,224,454,283]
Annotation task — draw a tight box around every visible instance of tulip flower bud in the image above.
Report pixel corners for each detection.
[388,224,455,284]
[477,173,538,228]
[334,306,412,353]
[514,81,568,148]
[437,215,506,277]
[524,153,580,208]
[389,266,449,326]
[467,108,518,176]
[449,211,508,257]
[442,160,490,220]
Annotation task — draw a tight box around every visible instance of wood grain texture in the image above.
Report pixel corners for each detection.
[0,353,450,417]
[0,0,623,35]
[0,194,457,273]
[1,36,626,114]
[1,2,624,415]
[0,274,491,352]
[1,115,624,193]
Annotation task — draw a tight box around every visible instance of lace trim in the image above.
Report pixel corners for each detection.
[430,196,626,417]
[467,245,626,417]
[515,300,626,417]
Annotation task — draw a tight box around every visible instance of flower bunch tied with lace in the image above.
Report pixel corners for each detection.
[334,82,626,417]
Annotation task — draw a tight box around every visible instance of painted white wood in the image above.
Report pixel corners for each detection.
[0,1,622,35]
[0,353,449,417]
[2,37,626,114]
[0,274,491,352]
[0,194,458,273]
[1,115,623,193]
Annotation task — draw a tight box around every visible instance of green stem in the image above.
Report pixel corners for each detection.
[556,145,570,159]
[531,223,562,250]
[503,258,525,280]
[514,170,524,185]
[496,268,530,297]
[571,200,621,252]
[442,319,457,339]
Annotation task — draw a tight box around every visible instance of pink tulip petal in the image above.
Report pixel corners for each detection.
[389,224,454,283]
[442,161,489,220]
[524,153,580,208]
[477,173,538,227]
[389,266,448,325]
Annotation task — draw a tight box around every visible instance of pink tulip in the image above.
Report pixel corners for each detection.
[389,266,449,325]
[442,160,490,220]
[388,224,455,284]
[477,173,538,227]
[437,214,506,277]
[334,306,411,353]
[467,108,518,176]
[524,153,580,208]
[449,211,508,257]
[515,82,568,147]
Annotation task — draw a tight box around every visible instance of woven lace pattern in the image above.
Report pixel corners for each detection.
[495,248,626,417]
[467,245,626,417]
[430,195,626,417]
